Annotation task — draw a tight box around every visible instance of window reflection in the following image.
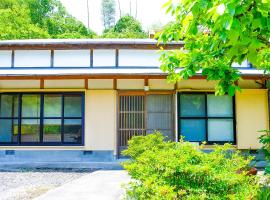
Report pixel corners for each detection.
[21,119,40,142]
[0,93,83,145]
[64,119,82,143]
[43,119,61,142]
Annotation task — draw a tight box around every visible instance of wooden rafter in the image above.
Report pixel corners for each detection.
[84,78,89,89]
[40,78,44,89]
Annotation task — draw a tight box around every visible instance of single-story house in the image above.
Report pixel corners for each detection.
[0,39,268,164]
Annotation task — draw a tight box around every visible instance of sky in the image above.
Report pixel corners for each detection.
[60,0,172,34]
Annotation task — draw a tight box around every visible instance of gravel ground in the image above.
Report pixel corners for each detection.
[0,169,94,200]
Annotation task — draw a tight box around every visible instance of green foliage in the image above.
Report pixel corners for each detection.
[113,15,143,33]
[259,130,270,174]
[122,133,259,200]
[0,5,49,39]
[257,187,270,200]
[158,0,270,96]
[102,15,147,38]
[0,0,96,39]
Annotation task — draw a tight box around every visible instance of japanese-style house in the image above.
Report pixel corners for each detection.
[0,39,268,166]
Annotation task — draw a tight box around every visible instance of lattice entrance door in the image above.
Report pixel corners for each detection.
[118,95,146,153]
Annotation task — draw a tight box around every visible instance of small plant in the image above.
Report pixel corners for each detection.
[257,187,270,200]
[122,133,260,200]
[259,130,270,174]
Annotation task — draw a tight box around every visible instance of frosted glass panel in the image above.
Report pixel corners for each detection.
[64,95,82,117]
[22,95,40,117]
[208,119,234,141]
[0,95,18,117]
[0,119,18,142]
[147,94,173,140]
[180,94,205,117]
[180,119,206,141]
[147,113,171,130]
[44,94,62,117]
[64,119,82,143]
[147,95,172,112]
[21,119,40,142]
[43,119,61,142]
[207,95,233,117]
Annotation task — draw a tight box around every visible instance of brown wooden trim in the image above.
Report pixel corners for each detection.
[144,78,149,86]
[174,83,177,90]
[113,79,117,90]
[87,75,168,79]
[84,78,88,89]
[147,91,175,94]
[50,50,54,67]
[0,74,266,81]
[0,75,166,80]
[11,50,15,68]
[116,91,120,158]
[118,90,175,96]
[118,91,146,96]
[241,75,269,80]
[40,78,44,89]
[144,92,147,139]
[260,78,267,89]
[0,43,183,50]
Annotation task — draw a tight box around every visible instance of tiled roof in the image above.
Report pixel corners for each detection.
[0,39,183,50]
[0,68,264,77]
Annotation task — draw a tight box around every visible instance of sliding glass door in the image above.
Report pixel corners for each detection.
[146,94,174,140]
[118,92,174,155]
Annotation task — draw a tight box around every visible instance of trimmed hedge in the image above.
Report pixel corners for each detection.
[122,133,259,200]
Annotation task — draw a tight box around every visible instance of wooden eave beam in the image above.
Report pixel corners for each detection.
[0,43,183,50]
[0,74,266,80]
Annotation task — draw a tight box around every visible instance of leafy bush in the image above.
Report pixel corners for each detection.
[259,130,270,174]
[102,15,147,39]
[257,187,270,200]
[122,133,259,200]
[113,15,144,34]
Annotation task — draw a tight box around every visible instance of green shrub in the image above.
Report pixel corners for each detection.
[122,133,259,200]
[101,15,147,39]
[257,187,270,200]
[259,130,270,174]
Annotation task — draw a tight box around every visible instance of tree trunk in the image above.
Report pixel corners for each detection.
[117,0,121,17]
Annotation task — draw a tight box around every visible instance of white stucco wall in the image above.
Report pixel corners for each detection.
[119,50,160,67]
[0,51,12,67]
[54,50,90,67]
[15,50,51,67]
[93,50,115,67]
[85,90,117,152]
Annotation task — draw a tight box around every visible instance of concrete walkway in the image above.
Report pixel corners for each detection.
[35,170,131,200]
